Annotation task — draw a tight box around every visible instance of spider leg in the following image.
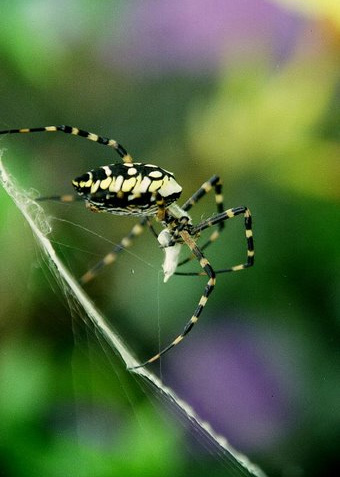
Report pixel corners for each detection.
[81,194,163,284]
[35,194,155,284]
[0,125,133,163]
[36,194,81,203]
[38,195,159,285]
[181,175,223,214]
[79,218,156,285]
[175,206,254,276]
[129,230,216,369]
[176,175,225,268]
[156,194,167,222]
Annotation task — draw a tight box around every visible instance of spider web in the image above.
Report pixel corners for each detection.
[0,154,267,477]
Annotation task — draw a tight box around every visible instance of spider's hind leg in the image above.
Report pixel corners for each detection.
[37,196,156,286]
[79,217,155,285]
[36,194,81,203]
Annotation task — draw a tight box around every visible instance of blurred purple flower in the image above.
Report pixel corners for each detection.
[165,318,305,452]
[103,0,303,75]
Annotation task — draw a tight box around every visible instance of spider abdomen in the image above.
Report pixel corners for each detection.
[72,162,182,216]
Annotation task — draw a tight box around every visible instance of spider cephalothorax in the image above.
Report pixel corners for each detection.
[0,125,254,369]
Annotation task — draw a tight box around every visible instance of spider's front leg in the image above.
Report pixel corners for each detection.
[79,219,149,285]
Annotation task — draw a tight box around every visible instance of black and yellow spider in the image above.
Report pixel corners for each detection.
[0,125,254,368]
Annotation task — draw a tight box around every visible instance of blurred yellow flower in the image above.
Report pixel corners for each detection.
[270,0,340,31]
[188,38,339,201]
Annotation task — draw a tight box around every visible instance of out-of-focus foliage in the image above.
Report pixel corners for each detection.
[189,44,339,201]
[0,1,339,476]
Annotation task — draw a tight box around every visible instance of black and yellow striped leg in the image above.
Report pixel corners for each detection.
[35,194,153,284]
[79,218,152,285]
[129,230,216,370]
[37,193,158,284]
[36,194,81,203]
[176,206,254,276]
[156,194,167,222]
[0,125,133,163]
[176,175,225,268]
[181,174,224,215]
[166,215,191,246]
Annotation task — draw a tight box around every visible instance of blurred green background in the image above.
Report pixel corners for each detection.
[0,1,339,476]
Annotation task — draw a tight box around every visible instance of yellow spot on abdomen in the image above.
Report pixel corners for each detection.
[148,179,163,193]
[91,180,100,193]
[122,177,137,192]
[100,177,112,190]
